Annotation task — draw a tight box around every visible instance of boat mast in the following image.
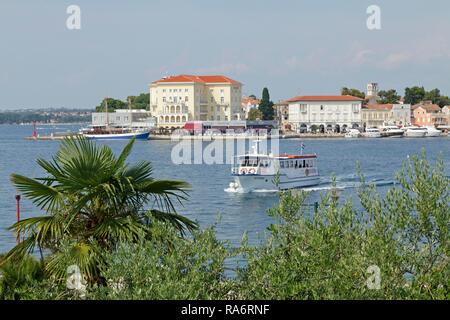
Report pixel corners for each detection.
[128,97,132,127]
[105,97,109,127]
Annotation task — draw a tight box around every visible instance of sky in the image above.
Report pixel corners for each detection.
[1,0,450,109]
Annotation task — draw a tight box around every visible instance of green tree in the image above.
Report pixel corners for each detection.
[247,108,263,121]
[377,89,401,104]
[404,86,426,105]
[424,88,449,107]
[341,87,366,99]
[95,98,127,112]
[128,93,150,110]
[4,137,196,283]
[258,88,275,120]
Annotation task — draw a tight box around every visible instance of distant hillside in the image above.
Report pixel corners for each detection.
[0,109,92,124]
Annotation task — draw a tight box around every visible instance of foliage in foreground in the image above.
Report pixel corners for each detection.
[2,137,196,284]
[1,152,449,300]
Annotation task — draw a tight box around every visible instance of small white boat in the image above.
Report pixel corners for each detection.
[404,126,427,138]
[424,126,442,137]
[380,126,404,138]
[361,128,381,138]
[227,141,320,193]
[344,129,361,138]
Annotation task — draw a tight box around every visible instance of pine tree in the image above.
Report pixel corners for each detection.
[258,87,275,120]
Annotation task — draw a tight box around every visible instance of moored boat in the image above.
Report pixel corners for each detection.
[80,97,150,140]
[424,126,442,137]
[380,125,404,138]
[80,126,150,140]
[403,126,427,138]
[344,129,361,138]
[361,128,381,138]
[227,141,320,193]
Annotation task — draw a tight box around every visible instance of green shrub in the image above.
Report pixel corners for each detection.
[89,222,233,300]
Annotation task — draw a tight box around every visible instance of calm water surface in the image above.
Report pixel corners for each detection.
[0,124,449,253]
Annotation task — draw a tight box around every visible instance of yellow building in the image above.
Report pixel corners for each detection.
[149,75,243,128]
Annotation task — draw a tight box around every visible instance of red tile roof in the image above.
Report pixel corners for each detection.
[286,95,364,102]
[153,74,241,84]
[412,103,441,112]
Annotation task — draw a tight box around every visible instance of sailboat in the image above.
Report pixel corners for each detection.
[80,97,150,140]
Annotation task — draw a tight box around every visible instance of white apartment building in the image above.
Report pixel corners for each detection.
[287,95,363,133]
[149,75,243,128]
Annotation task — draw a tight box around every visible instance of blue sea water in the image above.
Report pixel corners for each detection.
[0,124,449,253]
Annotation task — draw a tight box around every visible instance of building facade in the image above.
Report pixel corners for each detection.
[412,102,446,127]
[442,106,450,127]
[391,104,411,126]
[241,96,261,119]
[361,104,391,128]
[149,75,243,128]
[361,103,412,128]
[287,95,363,133]
[273,101,290,131]
[92,109,155,128]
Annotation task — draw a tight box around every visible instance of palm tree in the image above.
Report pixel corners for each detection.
[4,137,196,282]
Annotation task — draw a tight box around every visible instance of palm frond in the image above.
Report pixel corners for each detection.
[146,209,198,236]
[10,174,64,213]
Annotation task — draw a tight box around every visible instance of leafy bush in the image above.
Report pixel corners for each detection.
[90,222,232,299]
[236,152,450,299]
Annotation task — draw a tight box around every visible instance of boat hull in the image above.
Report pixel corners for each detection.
[404,131,426,138]
[230,173,320,192]
[83,131,150,140]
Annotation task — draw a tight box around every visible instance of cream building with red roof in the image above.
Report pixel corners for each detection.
[287,95,363,133]
[149,75,243,128]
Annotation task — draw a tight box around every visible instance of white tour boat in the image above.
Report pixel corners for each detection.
[380,125,404,138]
[424,126,442,137]
[227,142,320,193]
[403,126,427,138]
[344,129,361,138]
[361,128,381,138]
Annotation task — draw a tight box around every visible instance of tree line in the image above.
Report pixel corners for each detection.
[0,111,91,124]
[341,86,450,107]
[95,93,150,112]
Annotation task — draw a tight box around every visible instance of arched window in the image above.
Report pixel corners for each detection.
[176,105,181,113]
[165,116,169,123]
[170,106,175,113]
[176,116,180,123]
[182,116,186,122]
[170,116,175,123]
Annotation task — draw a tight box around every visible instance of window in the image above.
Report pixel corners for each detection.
[163,89,166,93]
[320,105,324,111]
[217,106,220,112]
[210,97,214,102]
[221,97,225,104]
[185,88,188,92]
[225,116,228,121]
[220,89,224,93]
[185,96,188,102]
[300,104,307,112]
[163,97,166,102]
[280,161,285,169]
